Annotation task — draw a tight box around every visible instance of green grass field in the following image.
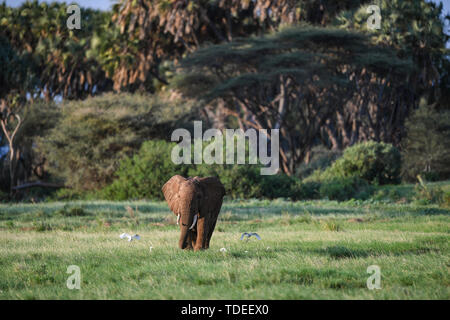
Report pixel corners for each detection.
[0,193,449,299]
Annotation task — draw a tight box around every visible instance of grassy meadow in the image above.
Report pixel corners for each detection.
[0,185,449,299]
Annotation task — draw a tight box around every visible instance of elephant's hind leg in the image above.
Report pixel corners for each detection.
[183,231,195,250]
[206,203,222,248]
[194,216,210,251]
[205,219,217,249]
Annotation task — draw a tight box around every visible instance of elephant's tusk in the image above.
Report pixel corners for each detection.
[189,214,198,230]
[177,214,180,225]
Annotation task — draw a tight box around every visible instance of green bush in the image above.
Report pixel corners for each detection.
[188,163,298,199]
[296,145,341,179]
[317,141,401,185]
[101,140,189,200]
[102,138,384,202]
[102,139,300,200]
[318,176,371,201]
[290,180,321,200]
[38,92,194,191]
[102,139,390,201]
[188,164,264,199]
[260,174,298,199]
[297,141,400,201]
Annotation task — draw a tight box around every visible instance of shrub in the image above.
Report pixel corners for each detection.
[189,163,298,199]
[296,145,341,179]
[103,138,398,201]
[101,140,189,200]
[38,92,195,191]
[298,141,399,201]
[260,174,298,199]
[319,176,371,201]
[188,163,263,199]
[290,180,321,200]
[102,138,300,200]
[318,141,401,185]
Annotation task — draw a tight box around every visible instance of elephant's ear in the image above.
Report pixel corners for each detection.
[196,177,225,214]
[162,175,187,214]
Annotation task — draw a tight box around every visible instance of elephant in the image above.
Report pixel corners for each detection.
[162,175,225,251]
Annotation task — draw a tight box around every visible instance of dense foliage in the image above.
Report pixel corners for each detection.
[402,105,450,181]
[39,93,195,191]
[101,140,297,200]
[174,26,412,175]
[0,0,448,200]
[99,140,401,202]
[318,141,402,185]
[101,140,189,200]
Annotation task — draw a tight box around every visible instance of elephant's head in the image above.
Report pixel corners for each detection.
[162,175,225,250]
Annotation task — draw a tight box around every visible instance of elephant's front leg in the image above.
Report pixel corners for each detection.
[189,230,197,249]
[183,231,193,250]
[194,216,209,251]
[181,229,196,250]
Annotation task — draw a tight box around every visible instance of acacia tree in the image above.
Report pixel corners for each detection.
[174,26,411,175]
[102,0,367,92]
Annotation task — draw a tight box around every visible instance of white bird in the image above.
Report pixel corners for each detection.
[119,233,141,241]
[240,232,261,241]
[220,247,227,252]
[149,241,154,252]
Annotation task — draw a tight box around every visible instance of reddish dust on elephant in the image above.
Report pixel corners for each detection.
[162,175,225,251]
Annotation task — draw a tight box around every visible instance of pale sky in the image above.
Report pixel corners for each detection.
[4,0,450,15]
[4,0,116,10]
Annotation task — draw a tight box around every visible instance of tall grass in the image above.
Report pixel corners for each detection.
[0,198,448,299]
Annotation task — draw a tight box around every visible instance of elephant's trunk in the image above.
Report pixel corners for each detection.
[178,224,190,249]
[178,206,198,249]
